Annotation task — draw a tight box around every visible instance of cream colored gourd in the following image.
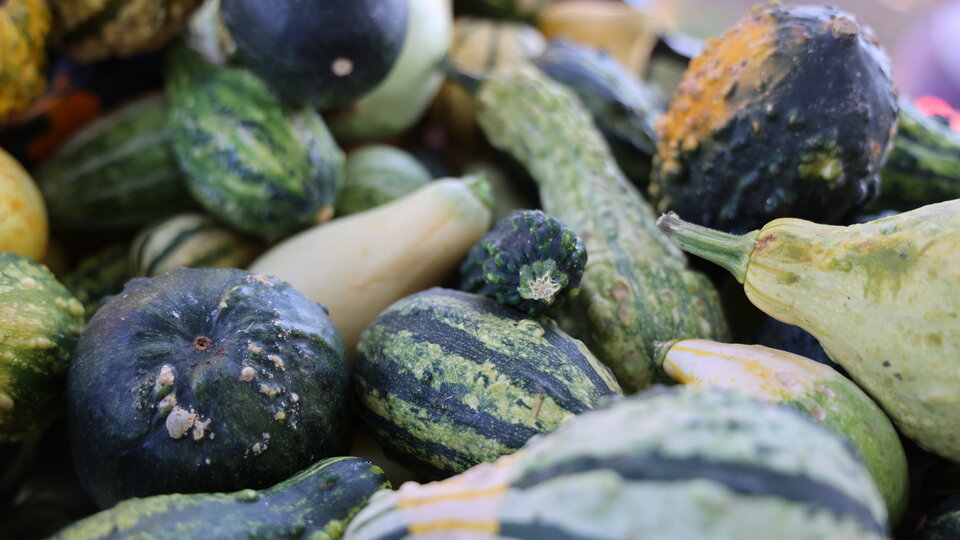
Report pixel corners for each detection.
[249,176,492,356]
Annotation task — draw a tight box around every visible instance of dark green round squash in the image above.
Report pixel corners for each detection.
[221,0,408,109]
[459,209,586,316]
[67,268,350,509]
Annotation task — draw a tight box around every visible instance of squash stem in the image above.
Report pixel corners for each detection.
[656,212,758,284]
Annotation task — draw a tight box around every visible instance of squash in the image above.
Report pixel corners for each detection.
[649,4,899,234]
[50,456,390,539]
[459,209,586,316]
[0,253,85,442]
[354,287,621,478]
[221,0,408,109]
[0,0,50,122]
[344,386,888,539]
[249,176,493,357]
[917,494,960,540]
[67,268,350,508]
[62,244,133,321]
[657,201,960,462]
[0,147,48,261]
[336,145,432,216]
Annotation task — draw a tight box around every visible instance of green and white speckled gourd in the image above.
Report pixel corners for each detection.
[460,209,587,316]
[657,200,960,462]
[344,386,889,539]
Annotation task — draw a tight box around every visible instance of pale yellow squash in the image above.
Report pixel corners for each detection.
[0,147,48,261]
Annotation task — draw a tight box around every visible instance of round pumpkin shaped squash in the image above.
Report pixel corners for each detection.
[0,147,48,261]
[67,268,350,508]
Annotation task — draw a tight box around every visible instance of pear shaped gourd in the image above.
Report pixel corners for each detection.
[657,201,960,461]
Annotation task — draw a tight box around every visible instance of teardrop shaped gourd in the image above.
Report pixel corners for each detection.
[657,201,960,461]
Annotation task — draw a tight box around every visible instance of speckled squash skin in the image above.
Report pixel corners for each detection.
[0,253,85,442]
[167,44,345,241]
[0,0,50,122]
[474,65,729,393]
[344,387,888,539]
[657,200,960,462]
[459,209,587,316]
[656,339,908,526]
[649,4,899,234]
[354,288,622,479]
[67,268,350,508]
[50,456,390,540]
[0,147,48,261]
[62,244,133,321]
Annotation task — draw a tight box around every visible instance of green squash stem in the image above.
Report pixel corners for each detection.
[656,212,758,284]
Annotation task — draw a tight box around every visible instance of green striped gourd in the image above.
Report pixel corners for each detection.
[167,43,345,241]
[472,65,729,392]
[51,456,389,540]
[354,287,622,478]
[130,213,263,277]
[0,253,85,441]
[62,244,133,321]
[655,339,908,525]
[34,94,193,232]
[345,386,888,539]
[336,145,432,216]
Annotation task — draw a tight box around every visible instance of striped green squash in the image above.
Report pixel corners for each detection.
[33,94,194,231]
[62,244,133,321]
[130,213,263,277]
[354,287,622,479]
[167,43,345,241]
[336,145,432,216]
[51,456,389,540]
[345,386,889,539]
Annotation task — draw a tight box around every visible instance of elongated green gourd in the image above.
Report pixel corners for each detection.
[654,339,908,525]
[473,65,729,392]
[50,456,389,540]
[657,201,960,461]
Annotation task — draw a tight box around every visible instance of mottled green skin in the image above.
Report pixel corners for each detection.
[873,98,960,211]
[345,387,888,539]
[534,40,664,191]
[354,288,622,478]
[166,44,345,241]
[0,253,85,441]
[336,145,432,216]
[917,494,960,540]
[474,65,729,393]
[51,456,390,540]
[459,209,586,316]
[34,94,194,232]
[67,268,350,508]
[62,244,133,321]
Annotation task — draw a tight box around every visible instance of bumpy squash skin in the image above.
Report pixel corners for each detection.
[0,0,50,121]
[0,253,86,442]
[0,147,48,260]
[67,268,350,508]
[167,44,345,241]
[51,456,390,540]
[460,209,586,316]
[354,288,622,479]
[650,5,899,234]
[474,65,729,392]
[62,244,133,321]
[345,387,888,539]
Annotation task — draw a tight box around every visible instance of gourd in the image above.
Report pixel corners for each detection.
[166,44,345,241]
[459,209,586,316]
[471,65,729,392]
[917,495,960,540]
[657,200,960,461]
[221,0,408,109]
[649,4,899,234]
[344,386,888,539]
[0,147,48,260]
[0,0,50,122]
[62,244,133,321]
[67,268,350,508]
[249,176,493,357]
[50,456,390,540]
[354,287,621,478]
[655,339,908,525]
[0,253,85,442]
[33,94,194,232]
[336,146,432,216]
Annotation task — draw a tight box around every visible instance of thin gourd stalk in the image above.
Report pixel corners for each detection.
[656,212,758,284]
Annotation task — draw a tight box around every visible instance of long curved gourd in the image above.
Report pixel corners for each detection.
[657,201,960,461]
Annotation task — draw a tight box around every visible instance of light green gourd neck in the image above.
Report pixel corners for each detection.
[656,212,759,284]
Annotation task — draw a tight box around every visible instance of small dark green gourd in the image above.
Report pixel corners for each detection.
[916,494,960,540]
[459,209,586,316]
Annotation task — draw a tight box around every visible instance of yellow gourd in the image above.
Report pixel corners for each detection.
[0,0,51,121]
[0,147,48,261]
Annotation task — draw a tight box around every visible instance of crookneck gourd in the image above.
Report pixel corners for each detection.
[657,200,960,462]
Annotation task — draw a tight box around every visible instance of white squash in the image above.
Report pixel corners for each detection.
[248,176,492,356]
